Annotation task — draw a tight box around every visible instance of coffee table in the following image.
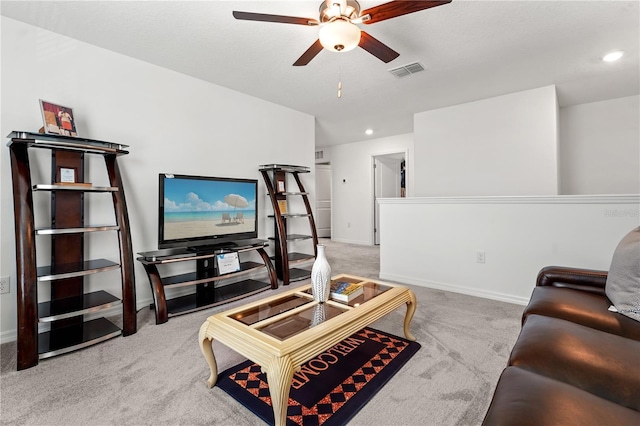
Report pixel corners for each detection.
[198,274,416,426]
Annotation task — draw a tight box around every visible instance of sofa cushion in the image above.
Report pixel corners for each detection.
[482,367,640,426]
[510,314,640,411]
[523,286,640,341]
[606,226,640,322]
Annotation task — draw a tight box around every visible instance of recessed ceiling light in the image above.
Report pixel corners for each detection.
[365,129,373,135]
[603,51,624,62]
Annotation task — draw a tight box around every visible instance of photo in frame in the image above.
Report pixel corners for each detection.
[39,100,78,137]
[58,166,77,183]
[216,252,240,275]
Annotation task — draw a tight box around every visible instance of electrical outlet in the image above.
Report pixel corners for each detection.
[0,276,9,294]
[476,251,486,264]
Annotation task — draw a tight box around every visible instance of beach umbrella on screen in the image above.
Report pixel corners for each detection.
[224,194,248,209]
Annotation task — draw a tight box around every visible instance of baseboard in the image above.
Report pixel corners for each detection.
[0,329,17,344]
[379,272,530,306]
[330,237,372,246]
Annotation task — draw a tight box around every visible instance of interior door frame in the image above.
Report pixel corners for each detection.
[371,150,408,245]
[315,163,332,238]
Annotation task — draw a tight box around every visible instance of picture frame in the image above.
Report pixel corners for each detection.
[216,252,240,275]
[39,99,78,137]
[277,199,288,214]
[58,166,77,183]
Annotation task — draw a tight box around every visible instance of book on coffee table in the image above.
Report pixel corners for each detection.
[330,280,363,302]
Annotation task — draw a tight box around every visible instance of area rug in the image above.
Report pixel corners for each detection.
[217,328,421,426]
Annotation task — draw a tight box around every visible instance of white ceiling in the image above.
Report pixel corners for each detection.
[2,1,638,147]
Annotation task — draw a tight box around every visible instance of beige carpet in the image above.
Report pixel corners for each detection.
[0,239,523,425]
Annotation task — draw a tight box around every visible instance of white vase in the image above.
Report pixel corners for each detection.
[311,244,331,302]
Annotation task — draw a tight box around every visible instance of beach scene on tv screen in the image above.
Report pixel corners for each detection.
[163,178,256,240]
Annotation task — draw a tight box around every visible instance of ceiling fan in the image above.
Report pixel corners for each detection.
[233,0,452,66]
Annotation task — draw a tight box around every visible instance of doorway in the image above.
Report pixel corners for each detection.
[373,153,405,245]
[315,164,332,238]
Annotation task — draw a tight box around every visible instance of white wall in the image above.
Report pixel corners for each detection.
[560,95,640,195]
[379,196,640,304]
[414,85,559,196]
[0,18,315,342]
[324,92,637,249]
[329,133,413,245]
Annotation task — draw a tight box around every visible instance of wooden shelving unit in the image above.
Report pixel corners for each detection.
[7,131,137,370]
[259,164,318,285]
[137,240,277,324]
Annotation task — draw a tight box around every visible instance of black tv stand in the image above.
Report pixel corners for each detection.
[137,239,277,324]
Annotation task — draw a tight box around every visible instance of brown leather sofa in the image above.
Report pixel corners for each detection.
[482,266,640,426]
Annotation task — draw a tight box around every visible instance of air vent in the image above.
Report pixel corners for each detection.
[388,62,425,78]
[315,150,324,160]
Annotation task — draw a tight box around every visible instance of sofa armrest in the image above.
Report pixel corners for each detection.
[536,266,608,295]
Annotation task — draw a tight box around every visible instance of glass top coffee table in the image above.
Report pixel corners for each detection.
[198,274,416,426]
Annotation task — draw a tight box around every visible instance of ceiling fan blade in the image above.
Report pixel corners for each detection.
[359,31,399,63]
[232,11,319,26]
[361,0,452,25]
[293,39,324,66]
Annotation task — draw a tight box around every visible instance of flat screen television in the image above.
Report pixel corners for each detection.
[158,173,258,250]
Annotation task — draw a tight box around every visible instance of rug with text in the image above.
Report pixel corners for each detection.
[217,327,421,426]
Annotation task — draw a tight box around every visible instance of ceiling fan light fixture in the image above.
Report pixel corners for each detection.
[319,19,361,52]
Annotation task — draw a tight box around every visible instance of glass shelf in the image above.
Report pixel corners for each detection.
[36,225,119,235]
[289,268,311,282]
[268,234,312,242]
[268,213,311,218]
[37,259,120,281]
[287,252,315,263]
[34,184,118,192]
[7,131,128,153]
[161,261,266,288]
[259,164,311,173]
[38,290,121,322]
[165,279,271,317]
[38,317,122,359]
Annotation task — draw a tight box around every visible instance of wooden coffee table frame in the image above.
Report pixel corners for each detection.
[199,274,416,426]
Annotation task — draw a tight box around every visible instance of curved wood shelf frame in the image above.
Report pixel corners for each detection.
[7,132,137,370]
[260,165,318,285]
